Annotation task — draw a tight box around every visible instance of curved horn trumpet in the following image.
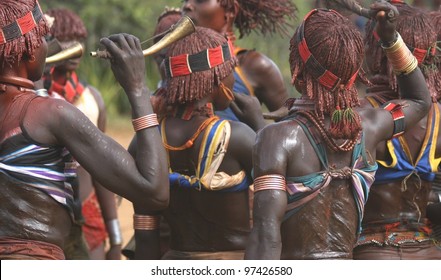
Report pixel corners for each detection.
[45,42,84,64]
[90,15,196,59]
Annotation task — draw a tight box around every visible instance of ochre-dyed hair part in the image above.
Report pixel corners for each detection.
[219,0,298,38]
[0,0,49,67]
[289,9,365,140]
[365,3,441,100]
[163,26,237,105]
[153,7,182,43]
[46,8,87,41]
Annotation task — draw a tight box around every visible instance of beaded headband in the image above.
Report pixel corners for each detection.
[0,0,44,45]
[164,39,234,78]
[297,9,359,92]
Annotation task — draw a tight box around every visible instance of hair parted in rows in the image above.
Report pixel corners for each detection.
[0,0,49,67]
[153,7,182,43]
[162,26,237,105]
[219,0,297,38]
[289,9,365,140]
[46,8,87,42]
[365,2,441,99]
[429,9,441,69]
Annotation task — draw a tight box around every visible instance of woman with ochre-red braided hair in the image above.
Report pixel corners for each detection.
[0,0,168,260]
[128,26,256,260]
[355,1,441,259]
[245,1,430,259]
[181,0,297,130]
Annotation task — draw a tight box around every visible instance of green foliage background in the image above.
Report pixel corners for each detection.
[39,0,314,116]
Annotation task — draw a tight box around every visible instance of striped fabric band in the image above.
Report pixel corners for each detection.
[254,174,287,193]
[383,102,405,137]
[0,1,44,45]
[297,9,358,91]
[164,40,234,78]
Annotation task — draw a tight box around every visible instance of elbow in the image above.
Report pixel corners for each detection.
[131,180,169,211]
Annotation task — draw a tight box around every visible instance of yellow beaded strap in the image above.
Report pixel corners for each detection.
[254,174,287,193]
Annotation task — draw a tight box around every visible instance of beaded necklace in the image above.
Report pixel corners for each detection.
[294,107,359,152]
[162,102,219,151]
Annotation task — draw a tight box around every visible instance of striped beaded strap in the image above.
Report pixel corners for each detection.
[382,102,405,138]
[0,0,44,45]
[382,33,418,75]
[133,214,160,230]
[297,9,359,91]
[163,39,234,78]
[254,174,287,193]
[132,114,159,132]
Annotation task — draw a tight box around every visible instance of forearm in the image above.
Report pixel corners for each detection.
[396,68,430,109]
[93,181,121,248]
[130,89,169,209]
[134,229,161,260]
[131,204,162,260]
[245,226,282,260]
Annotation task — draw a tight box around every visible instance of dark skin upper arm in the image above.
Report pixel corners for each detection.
[244,122,291,259]
[238,50,288,112]
[22,97,168,210]
[227,121,257,177]
[359,68,431,153]
[88,85,107,132]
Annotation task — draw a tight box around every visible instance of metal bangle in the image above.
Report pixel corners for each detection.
[107,219,123,246]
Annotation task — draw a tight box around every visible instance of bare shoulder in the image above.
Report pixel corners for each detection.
[86,85,106,111]
[228,120,257,144]
[256,119,299,143]
[238,49,278,74]
[21,96,86,145]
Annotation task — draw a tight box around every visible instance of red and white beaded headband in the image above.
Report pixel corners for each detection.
[297,9,359,91]
[0,0,44,45]
[164,39,234,78]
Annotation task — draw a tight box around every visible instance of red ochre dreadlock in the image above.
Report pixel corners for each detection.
[289,9,365,140]
[219,0,297,38]
[365,3,441,100]
[0,0,49,67]
[153,7,182,44]
[46,8,87,42]
[161,26,237,105]
[430,10,441,70]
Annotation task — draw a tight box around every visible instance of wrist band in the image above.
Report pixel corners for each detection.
[133,214,160,230]
[107,219,123,246]
[254,174,287,193]
[132,114,159,132]
[382,33,418,76]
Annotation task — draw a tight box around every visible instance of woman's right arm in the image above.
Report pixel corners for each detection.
[363,2,430,142]
[32,34,169,210]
